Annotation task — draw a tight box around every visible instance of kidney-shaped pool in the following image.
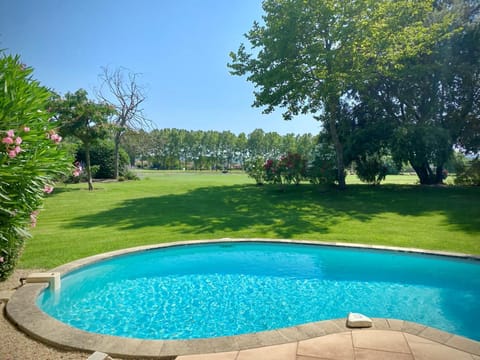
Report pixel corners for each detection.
[37,241,480,341]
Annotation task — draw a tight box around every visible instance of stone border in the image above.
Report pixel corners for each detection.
[6,239,480,359]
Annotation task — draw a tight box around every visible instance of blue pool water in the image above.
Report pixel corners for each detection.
[37,242,480,340]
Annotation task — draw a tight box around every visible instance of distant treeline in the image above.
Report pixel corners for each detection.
[121,128,317,170]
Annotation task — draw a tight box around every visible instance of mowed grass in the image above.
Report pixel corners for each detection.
[21,171,480,269]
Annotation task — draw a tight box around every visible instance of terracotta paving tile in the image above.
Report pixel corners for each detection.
[445,335,480,355]
[402,321,427,335]
[408,341,474,360]
[256,329,294,346]
[418,326,453,344]
[355,348,414,360]
[387,319,405,331]
[403,333,438,345]
[232,333,264,349]
[276,327,305,342]
[236,342,297,360]
[296,356,324,360]
[297,322,328,338]
[352,330,410,354]
[175,351,239,360]
[371,318,390,330]
[317,320,344,335]
[297,332,354,360]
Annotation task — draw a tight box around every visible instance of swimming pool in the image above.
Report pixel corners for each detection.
[37,241,480,341]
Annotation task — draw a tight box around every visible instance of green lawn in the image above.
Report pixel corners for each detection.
[21,171,480,269]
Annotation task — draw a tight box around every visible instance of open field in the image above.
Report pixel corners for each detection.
[21,171,479,269]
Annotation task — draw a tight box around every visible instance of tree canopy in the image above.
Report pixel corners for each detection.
[229,0,466,186]
[50,89,114,190]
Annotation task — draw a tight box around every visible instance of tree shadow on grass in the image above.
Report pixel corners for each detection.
[64,183,480,238]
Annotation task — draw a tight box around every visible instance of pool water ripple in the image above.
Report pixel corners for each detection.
[37,242,480,340]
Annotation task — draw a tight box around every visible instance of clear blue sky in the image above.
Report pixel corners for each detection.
[0,0,320,135]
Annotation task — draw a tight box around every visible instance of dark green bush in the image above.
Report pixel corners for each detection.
[76,140,129,179]
[307,144,339,185]
[355,154,388,185]
[455,158,480,186]
[120,169,140,181]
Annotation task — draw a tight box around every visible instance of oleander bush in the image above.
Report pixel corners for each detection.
[0,53,72,281]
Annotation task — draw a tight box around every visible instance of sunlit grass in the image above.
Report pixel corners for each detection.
[21,170,479,269]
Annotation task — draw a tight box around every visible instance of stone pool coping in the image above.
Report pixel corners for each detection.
[6,239,480,359]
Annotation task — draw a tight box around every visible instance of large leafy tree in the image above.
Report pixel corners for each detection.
[445,4,480,155]
[353,1,478,184]
[50,89,114,190]
[229,0,455,188]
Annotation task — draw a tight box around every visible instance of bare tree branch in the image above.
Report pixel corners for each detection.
[96,66,151,178]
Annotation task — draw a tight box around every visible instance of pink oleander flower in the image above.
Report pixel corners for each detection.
[14,146,22,154]
[2,136,13,144]
[8,150,17,158]
[0,256,4,263]
[73,168,81,177]
[23,126,30,132]
[50,133,62,143]
[6,129,14,137]
[43,185,54,194]
[15,136,22,145]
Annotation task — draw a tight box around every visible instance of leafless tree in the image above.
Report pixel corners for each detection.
[97,67,150,178]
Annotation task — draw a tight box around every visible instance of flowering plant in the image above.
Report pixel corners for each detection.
[264,158,282,184]
[278,153,307,185]
[263,153,307,185]
[0,53,73,280]
[244,156,266,185]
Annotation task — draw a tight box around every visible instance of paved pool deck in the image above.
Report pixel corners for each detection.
[4,239,480,359]
[176,329,480,360]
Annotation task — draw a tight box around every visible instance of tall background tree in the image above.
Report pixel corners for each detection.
[349,0,479,184]
[97,67,149,179]
[50,89,114,190]
[229,0,458,188]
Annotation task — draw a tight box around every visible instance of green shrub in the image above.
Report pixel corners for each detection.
[121,169,140,181]
[76,140,129,179]
[307,143,339,185]
[244,156,266,185]
[355,154,388,185]
[455,157,480,186]
[0,54,72,280]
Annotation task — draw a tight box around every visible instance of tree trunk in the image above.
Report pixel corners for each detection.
[114,132,121,179]
[85,144,94,191]
[435,165,444,184]
[411,161,443,185]
[326,99,346,189]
